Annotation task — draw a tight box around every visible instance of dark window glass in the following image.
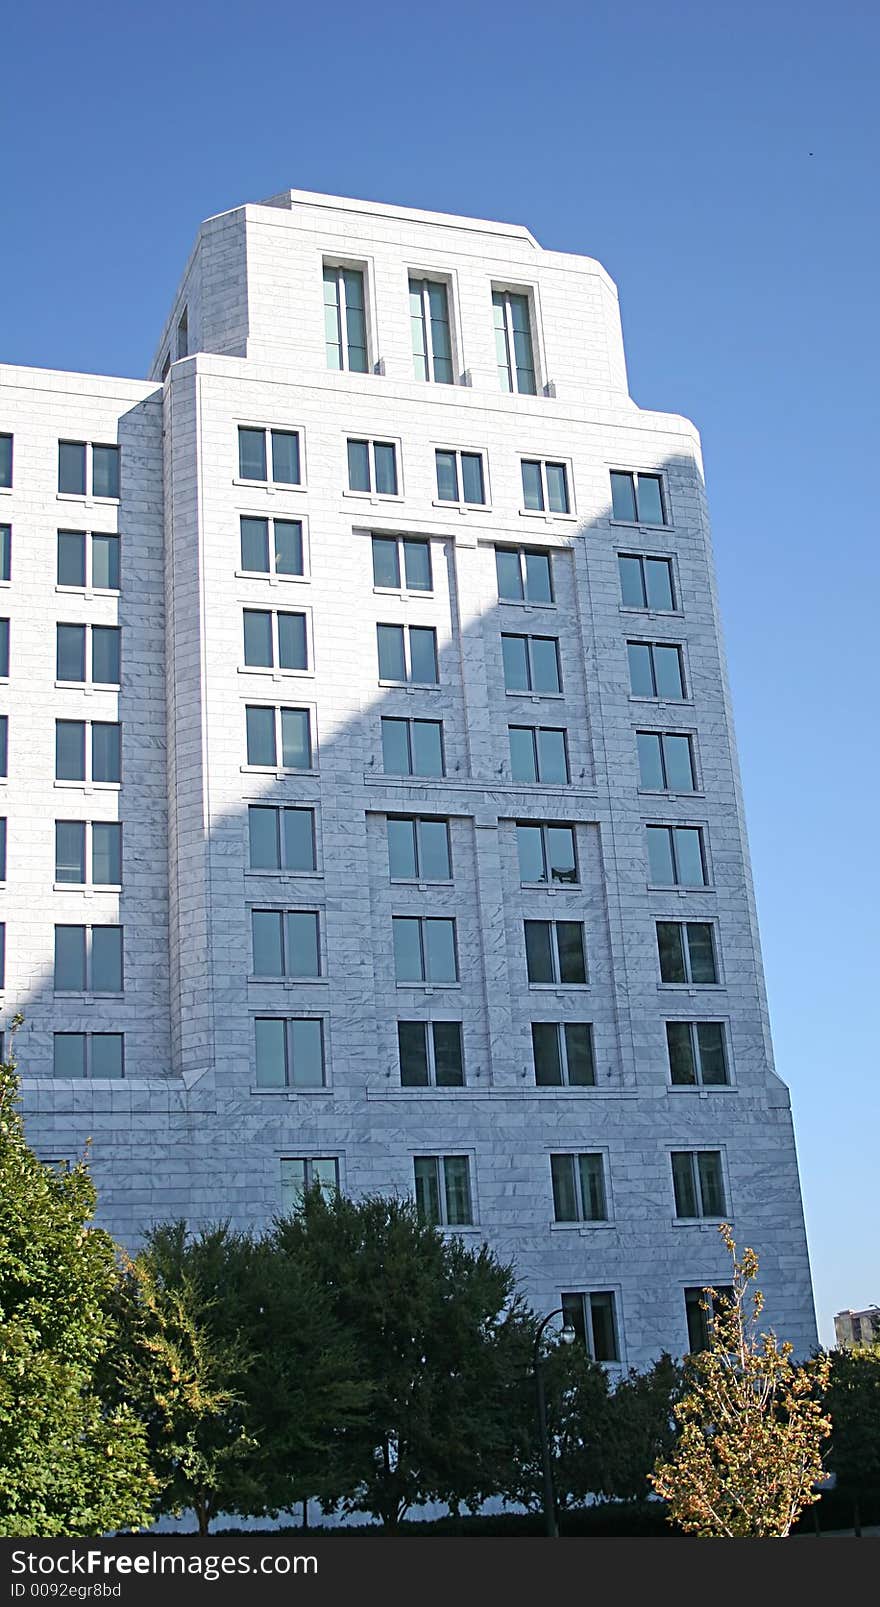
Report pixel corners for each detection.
[435,450,459,502]
[244,610,273,667]
[0,436,11,489]
[0,619,7,678]
[239,428,267,480]
[657,922,687,983]
[646,826,675,885]
[687,923,717,984]
[636,732,664,789]
[252,910,284,976]
[525,551,553,602]
[280,708,311,768]
[92,823,122,885]
[663,734,694,790]
[414,1156,442,1223]
[374,443,398,496]
[275,520,304,575]
[92,926,123,992]
[461,453,485,505]
[277,613,307,671]
[403,540,431,592]
[418,819,451,880]
[398,1021,429,1087]
[517,824,545,883]
[290,1019,324,1087]
[654,646,684,699]
[589,1293,619,1362]
[271,431,300,484]
[409,626,438,684]
[381,718,410,775]
[537,728,568,783]
[674,828,705,886]
[55,821,85,883]
[551,1154,578,1221]
[443,1155,472,1223]
[610,471,637,521]
[546,826,577,883]
[579,1154,607,1220]
[92,445,119,499]
[92,533,120,589]
[0,525,10,582]
[246,706,276,766]
[532,1022,563,1085]
[525,921,554,983]
[388,818,418,880]
[424,919,457,981]
[255,1019,286,1088]
[433,1022,464,1086]
[347,439,370,491]
[502,634,529,691]
[55,925,87,990]
[0,715,6,778]
[697,1022,728,1085]
[618,554,646,606]
[92,626,120,685]
[92,723,121,783]
[531,637,560,693]
[241,517,270,572]
[59,441,86,496]
[667,1022,697,1085]
[377,624,406,681]
[509,726,537,782]
[672,1152,699,1217]
[412,720,444,776]
[561,1293,587,1347]
[521,460,543,511]
[58,530,86,587]
[698,1152,726,1216]
[57,625,86,682]
[393,917,423,982]
[627,642,655,697]
[557,922,587,983]
[565,1023,596,1086]
[372,536,400,588]
[545,463,569,514]
[56,720,85,781]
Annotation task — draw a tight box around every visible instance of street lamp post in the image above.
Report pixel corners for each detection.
[533,1307,576,1538]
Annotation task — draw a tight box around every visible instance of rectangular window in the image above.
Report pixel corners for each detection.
[53,1032,124,1079]
[55,822,122,887]
[323,265,368,373]
[657,921,717,985]
[377,623,438,685]
[521,460,570,514]
[251,909,321,978]
[54,925,123,992]
[387,817,452,882]
[0,435,11,489]
[0,619,8,678]
[627,642,686,700]
[56,624,121,686]
[57,530,119,589]
[666,1021,729,1086]
[248,805,316,872]
[255,1017,325,1089]
[242,609,308,672]
[646,825,707,887]
[684,1285,735,1353]
[409,277,453,383]
[508,726,569,785]
[435,449,486,506]
[381,717,444,778]
[280,1156,339,1213]
[239,517,304,578]
[531,1021,595,1087]
[501,633,561,695]
[551,1153,608,1222]
[492,289,537,394]
[611,471,666,525]
[561,1291,620,1362]
[55,722,119,783]
[0,715,7,778]
[671,1151,727,1218]
[0,526,10,582]
[0,818,6,881]
[347,438,398,496]
[636,732,696,791]
[618,554,675,611]
[524,920,587,985]
[393,916,458,984]
[371,535,432,593]
[92,723,121,782]
[495,547,553,604]
[238,427,301,485]
[58,442,119,499]
[414,1155,473,1225]
[245,706,313,770]
[516,823,577,885]
[398,1020,464,1087]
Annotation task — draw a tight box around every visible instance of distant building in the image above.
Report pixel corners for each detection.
[834,1308,880,1348]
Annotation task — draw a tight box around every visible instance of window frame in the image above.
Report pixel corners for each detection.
[550,1151,610,1224]
[413,1153,474,1226]
[561,1290,622,1363]
[516,821,579,886]
[55,623,122,689]
[495,545,555,607]
[0,434,12,492]
[501,631,563,697]
[670,1148,729,1221]
[665,1020,731,1088]
[280,1154,340,1213]
[52,1031,125,1079]
[609,469,670,528]
[524,919,589,987]
[371,534,434,596]
[491,285,540,395]
[387,816,453,885]
[433,447,488,509]
[636,730,698,793]
[54,720,122,786]
[376,622,439,687]
[53,923,124,995]
[520,458,573,518]
[645,823,709,888]
[54,820,123,890]
[244,704,315,774]
[656,920,720,987]
[323,261,370,374]
[627,640,688,701]
[618,552,678,613]
[392,915,459,987]
[397,1019,465,1088]
[531,1021,596,1088]
[684,1284,735,1354]
[57,441,121,502]
[56,529,121,593]
[241,607,312,676]
[254,1015,327,1091]
[250,907,323,981]
[0,523,11,584]
[237,515,308,582]
[408,274,456,385]
[235,424,305,490]
[345,436,401,500]
[246,804,319,875]
[508,724,570,785]
[380,716,445,778]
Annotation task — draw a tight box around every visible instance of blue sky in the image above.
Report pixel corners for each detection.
[3,1,877,1342]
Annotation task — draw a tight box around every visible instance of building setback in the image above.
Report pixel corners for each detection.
[0,189,817,1364]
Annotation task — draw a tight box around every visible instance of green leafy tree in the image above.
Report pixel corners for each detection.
[115,1221,368,1533]
[501,1338,611,1514]
[274,1188,534,1529]
[0,1021,156,1535]
[651,1225,831,1536]
[603,1353,683,1503]
[824,1339,880,1536]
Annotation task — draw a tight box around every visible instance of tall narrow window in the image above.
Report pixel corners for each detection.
[0,526,10,582]
[0,435,11,489]
[323,265,368,372]
[492,289,537,393]
[176,307,189,360]
[409,277,454,383]
[611,471,666,526]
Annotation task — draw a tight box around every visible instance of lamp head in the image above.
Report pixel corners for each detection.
[561,1324,577,1346]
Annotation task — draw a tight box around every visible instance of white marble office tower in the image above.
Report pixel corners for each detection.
[0,190,817,1364]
